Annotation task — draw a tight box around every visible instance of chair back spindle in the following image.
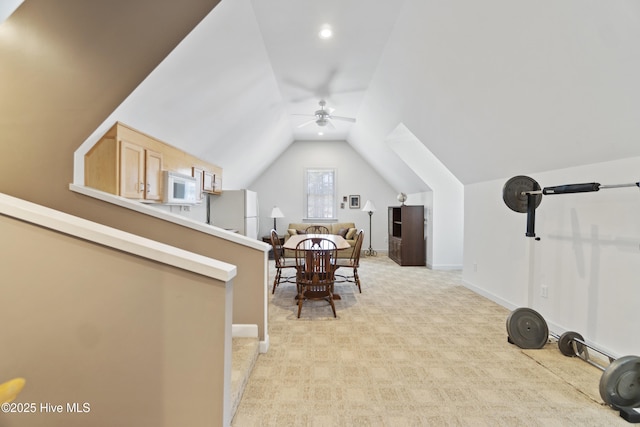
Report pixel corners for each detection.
[304,225,330,235]
[295,237,338,317]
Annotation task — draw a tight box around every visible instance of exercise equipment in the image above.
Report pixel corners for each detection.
[502,175,640,238]
[557,331,585,357]
[505,307,548,349]
[503,174,640,414]
[507,307,640,410]
[559,331,640,410]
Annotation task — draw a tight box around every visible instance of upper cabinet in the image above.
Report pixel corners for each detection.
[84,122,222,201]
[144,149,163,200]
[202,170,221,194]
[118,140,163,201]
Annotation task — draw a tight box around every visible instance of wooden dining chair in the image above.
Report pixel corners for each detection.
[271,229,296,294]
[294,237,338,318]
[335,229,364,293]
[304,225,330,234]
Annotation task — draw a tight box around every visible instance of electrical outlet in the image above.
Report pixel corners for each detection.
[540,285,548,298]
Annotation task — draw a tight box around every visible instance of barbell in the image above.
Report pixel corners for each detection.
[558,331,640,411]
[507,308,640,410]
[502,175,640,238]
[503,176,640,412]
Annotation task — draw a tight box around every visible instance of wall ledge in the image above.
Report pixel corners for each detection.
[70,184,269,252]
[1,192,237,282]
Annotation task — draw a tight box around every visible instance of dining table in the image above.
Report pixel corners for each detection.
[282,233,351,252]
[282,233,351,300]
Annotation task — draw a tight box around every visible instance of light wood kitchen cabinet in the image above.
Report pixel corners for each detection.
[86,138,162,201]
[119,140,144,199]
[143,147,163,201]
[192,167,205,202]
[203,171,214,192]
[202,171,221,194]
[85,122,222,200]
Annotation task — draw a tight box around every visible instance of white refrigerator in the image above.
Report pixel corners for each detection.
[208,189,259,239]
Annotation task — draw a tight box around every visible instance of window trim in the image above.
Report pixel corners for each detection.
[304,168,337,221]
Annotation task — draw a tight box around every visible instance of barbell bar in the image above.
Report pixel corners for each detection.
[507,308,640,410]
[523,181,640,196]
[503,175,640,238]
[557,331,640,410]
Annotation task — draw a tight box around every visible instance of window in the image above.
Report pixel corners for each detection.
[305,168,336,219]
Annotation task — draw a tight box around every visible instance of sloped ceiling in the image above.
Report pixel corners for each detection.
[82,0,640,191]
[355,0,640,188]
[0,1,23,23]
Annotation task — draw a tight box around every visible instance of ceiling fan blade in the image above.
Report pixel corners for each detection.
[283,77,316,94]
[297,119,317,128]
[326,119,336,129]
[330,115,356,123]
[290,94,316,103]
[292,113,316,118]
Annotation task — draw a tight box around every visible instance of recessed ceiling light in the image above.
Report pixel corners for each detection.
[319,25,333,39]
[318,131,324,136]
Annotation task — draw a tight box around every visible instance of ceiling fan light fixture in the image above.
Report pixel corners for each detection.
[293,100,355,130]
[318,25,333,39]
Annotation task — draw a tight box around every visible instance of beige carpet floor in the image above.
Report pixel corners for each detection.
[232,255,628,426]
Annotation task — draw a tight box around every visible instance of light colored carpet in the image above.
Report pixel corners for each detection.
[521,341,613,406]
[232,337,260,419]
[232,255,627,426]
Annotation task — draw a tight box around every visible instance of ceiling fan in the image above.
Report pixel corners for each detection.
[294,100,356,129]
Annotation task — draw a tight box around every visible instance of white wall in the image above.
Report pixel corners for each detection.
[388,123,464,270]
[0,0,23,24]
[248,140,398,251]
[463,156,640,357]
[151,202,208,223]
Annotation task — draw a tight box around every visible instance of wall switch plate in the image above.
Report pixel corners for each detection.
[541,285,548,298]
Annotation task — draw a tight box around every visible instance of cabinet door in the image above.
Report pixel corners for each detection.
[145,149,163,201]
[119,140,144,199]
[203,171,214,192]
[192,167,204,202]
[388,237,401,264]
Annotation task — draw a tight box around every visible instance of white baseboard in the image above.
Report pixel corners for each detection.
[232,325,269,354]
[461,279,516,310]
[460,279,622,359]
[427,263,463,271]
[259,334,269,354]
[231,324,258,338]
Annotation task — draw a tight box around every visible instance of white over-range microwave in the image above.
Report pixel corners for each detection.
[163,171,198,204]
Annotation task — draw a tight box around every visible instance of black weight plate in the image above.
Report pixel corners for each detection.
[506,307,549,349]
[599,355,640,409]
[558,331,585,357]
[503,175,543,213]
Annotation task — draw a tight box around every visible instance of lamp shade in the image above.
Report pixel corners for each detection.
[270,206,284,218]
[362,200,376,213]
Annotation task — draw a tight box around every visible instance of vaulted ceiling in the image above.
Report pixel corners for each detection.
[79,0,640,192]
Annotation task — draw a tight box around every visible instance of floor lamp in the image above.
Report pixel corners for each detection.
[270,206,284,232]
[362,200,377,256]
